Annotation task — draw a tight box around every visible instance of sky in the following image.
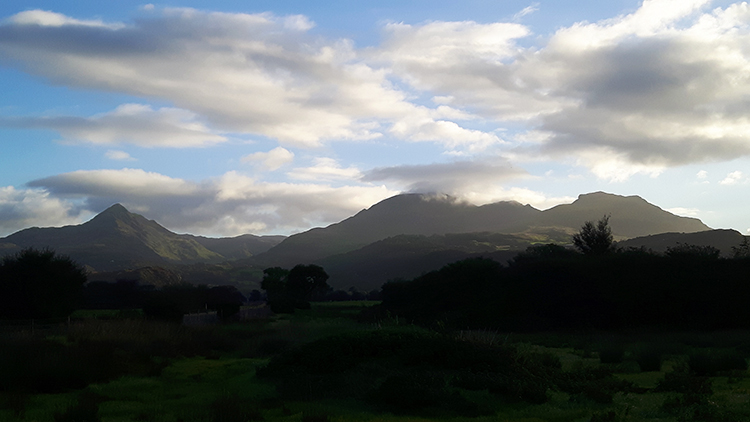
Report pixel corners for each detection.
[1,0,749,237]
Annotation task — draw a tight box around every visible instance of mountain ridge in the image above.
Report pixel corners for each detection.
[249,191,711,268]
[0,203,284,271]
[0,192,716,278]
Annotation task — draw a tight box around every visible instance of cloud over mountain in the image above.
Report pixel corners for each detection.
[23,169,396,237]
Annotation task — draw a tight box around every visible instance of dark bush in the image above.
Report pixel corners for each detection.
[257,328,560,411]
[209,394,263,422]
[0,248,87,319]
[368,372,478,415]
[635,348,664,372]
[53,391,104,422]
[0,338,120,393]
[655,370,713,396]
[689,349,748,376]
[598,343,625,364]
[142,292,185,323]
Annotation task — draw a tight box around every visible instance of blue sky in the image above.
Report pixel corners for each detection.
[1,0,749,237]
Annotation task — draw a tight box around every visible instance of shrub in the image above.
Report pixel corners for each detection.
[142,292,185,323]
[0,248,87,319]
[209,394,263,422]
[597,343,625,364]
[689,349,748,376]
[655,370,712,396]
[634,346,664,372]
[53,391,104,422]
[368,372,478,415]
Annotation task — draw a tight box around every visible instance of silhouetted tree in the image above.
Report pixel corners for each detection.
[0,248,87,319]
[261,265,330,313]
[665,243,720,260]
[572,215,614,255]
[732,237,750,259]
[248,289,262,302]
[142,291,185,323]
[207,285,245,321]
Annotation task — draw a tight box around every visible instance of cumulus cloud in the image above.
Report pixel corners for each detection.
[25,169,397,236]
[719,170,744,185]
[375,1,750,178]
[242,147,294,171]
[362,159,527,195]
[665,207,701,217]
[0,186,91,236]
[105,150,136,161]
[0,104,226,147]
[0,7,497,151]
[287,158,362,182]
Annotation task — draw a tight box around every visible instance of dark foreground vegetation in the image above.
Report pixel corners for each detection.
[2,219,750,421]
[380,241,750,332]
[2,303,750,421]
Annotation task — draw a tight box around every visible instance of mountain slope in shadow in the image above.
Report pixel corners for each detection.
[0,204,283,271]
[251,191,710,268]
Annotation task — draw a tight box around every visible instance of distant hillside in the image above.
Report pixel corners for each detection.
[317,232,563,290]
[617,229,746,257]
[249,194,540,267]
[251,191,711,268]
[0,204,284,271]
[536,192,710,238]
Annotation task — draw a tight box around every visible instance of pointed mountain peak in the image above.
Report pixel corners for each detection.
[100,203,131,216]
[84,203,157,233]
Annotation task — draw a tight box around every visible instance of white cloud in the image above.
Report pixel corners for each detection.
[374,1,750,178]
[0,8,498,152]
[9,10,125,29]
[0,186,91,236]
[25,169,397,236]
[105,150,136,161]
[697,170,708,179]
[665,207,701,217]
[362,159,527,195]
[0,104,226,147]
[3,1,750,196]
[28,168,198,197]
[287,158,362,182]
[719,170,744,185]
[513,3,540,21]
[242,147,295,171]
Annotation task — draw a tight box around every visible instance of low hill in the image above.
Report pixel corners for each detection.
[317,232,558,290]
[617,229,746,257]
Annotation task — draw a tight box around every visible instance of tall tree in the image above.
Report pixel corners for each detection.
[261,265,329,313]
[572,215,614,256]
[0,248,87,319]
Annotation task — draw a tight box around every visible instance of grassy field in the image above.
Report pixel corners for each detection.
[2,302,750,421]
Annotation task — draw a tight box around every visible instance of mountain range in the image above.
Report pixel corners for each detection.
[246,192,710,268]
[1,191,736,291]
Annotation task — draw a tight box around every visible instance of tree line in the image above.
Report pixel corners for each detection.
[0,248,246,322]
[380,217,750,331]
